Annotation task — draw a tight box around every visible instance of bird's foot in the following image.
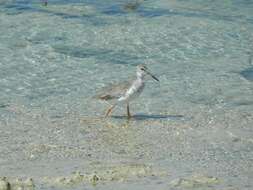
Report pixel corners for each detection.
[127,113,132,120]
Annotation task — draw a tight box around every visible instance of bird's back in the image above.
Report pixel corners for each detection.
[95,81,132,101]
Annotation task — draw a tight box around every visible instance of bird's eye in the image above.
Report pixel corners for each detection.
[141,68,145,70]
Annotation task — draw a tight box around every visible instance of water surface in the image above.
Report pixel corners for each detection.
[0,0,253,189]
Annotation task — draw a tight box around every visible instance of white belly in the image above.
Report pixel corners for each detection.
[118,80,145,103]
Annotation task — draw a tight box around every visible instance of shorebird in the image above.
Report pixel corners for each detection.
[96,65,159,119]
[123,0,146,11]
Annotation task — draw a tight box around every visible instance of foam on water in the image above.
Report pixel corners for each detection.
[0,0,253,190]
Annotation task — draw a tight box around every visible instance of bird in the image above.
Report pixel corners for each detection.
[95,65,159,119]
[122,0,146,12]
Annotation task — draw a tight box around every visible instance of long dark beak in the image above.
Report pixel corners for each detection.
[146,71,159,82]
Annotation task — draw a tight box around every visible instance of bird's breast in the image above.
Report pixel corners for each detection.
[124,81,144,100]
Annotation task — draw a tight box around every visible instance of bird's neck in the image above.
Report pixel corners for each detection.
[137,75,144,83]
[136,72,144,81]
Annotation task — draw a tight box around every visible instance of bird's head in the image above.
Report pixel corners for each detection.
[137,65,159,82]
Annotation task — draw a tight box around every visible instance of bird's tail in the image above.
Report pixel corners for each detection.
[92,94,114,100]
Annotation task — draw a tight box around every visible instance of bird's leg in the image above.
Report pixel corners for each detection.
[105,105,116,117]
[127,103,131,119]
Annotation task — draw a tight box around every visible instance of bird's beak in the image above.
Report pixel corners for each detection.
[146,71,159,82]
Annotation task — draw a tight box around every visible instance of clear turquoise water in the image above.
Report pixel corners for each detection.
[0,0,253,189]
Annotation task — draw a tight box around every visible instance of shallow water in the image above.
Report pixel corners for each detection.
[0,0,253,189]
